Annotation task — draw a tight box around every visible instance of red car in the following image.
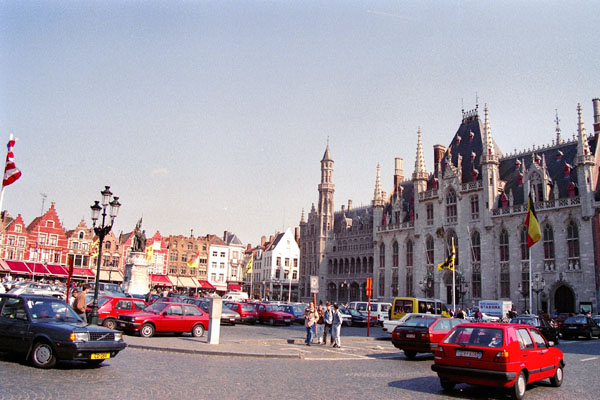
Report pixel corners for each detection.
[117,302,208,338]
[254,303,294,326]
[392,317,466,359]
[225,301,258,324]
[86,296,148,330]
[431,322,565,399]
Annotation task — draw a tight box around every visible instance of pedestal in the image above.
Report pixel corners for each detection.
[207,298,222,344]
[122,252,150,296]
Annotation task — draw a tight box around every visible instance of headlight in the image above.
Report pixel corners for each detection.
[114,332,123,341]
[70,332,90,342]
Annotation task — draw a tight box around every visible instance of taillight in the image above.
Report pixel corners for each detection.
[435,346,445,356]
[494,350,510,363]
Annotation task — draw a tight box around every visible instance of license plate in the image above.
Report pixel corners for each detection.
[569,327,577,329]
[91,353,110,360]
[405,333,415,338]
[456,350,482,358]
[284,319,291,322]
[118,322,126,327]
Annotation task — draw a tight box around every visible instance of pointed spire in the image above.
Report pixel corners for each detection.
[373,164,384,207]
[576,103,591,158]
[321,143,332,162]
[555,109,562,144]
[412,128,427,180]
[483,104,495,156]
[300,208,306,223]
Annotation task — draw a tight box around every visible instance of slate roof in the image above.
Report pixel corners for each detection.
[333,205,373,233]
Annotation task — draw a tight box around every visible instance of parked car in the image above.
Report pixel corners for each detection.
[560,314,600,339]
[340,308,371,327]
[225,301,258,324]
[8,282,66,300]
[510,315,560,344]
[592,315,600,327]
[553,313,571,327]
[337,308,353,326]
[392,317,466,359]
[253,303,294,326]
[467,311,501,322]
[383,313,444,334]
[0,294,127,368]
[278,304,306,324]
[85,296,148,330]
[117,302,208,338]
[188,299,239,325]
[431,322,565,399]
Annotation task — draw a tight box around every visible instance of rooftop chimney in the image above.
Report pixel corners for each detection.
[593,98,600,135]
[261,236,266,246]
[433,145,446,174]
[223,230,229,241]
[394,158,404,191]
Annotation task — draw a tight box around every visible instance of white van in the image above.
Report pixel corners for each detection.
[222,292,249,301]
[349,301,392,326]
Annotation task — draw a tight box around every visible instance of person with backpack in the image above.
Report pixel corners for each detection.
[331,303,343,348]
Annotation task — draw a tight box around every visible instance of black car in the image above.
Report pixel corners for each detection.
[0,294,127,368]
[340,308,369,327]
[510,315,560,344]
[560,314,600,339]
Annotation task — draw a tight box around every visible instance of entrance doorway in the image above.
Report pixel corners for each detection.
[553,285,575,313]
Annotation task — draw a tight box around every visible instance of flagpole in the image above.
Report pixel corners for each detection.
[527,184,533,314]
[452,237,456,314]
[0,186,5,216]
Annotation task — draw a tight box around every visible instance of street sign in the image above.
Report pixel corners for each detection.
[310,275,319,293]
[366,277,372,297]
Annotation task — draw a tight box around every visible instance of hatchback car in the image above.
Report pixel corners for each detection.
[392,317,466,359]
[225,301,258,324]
[0,294,127,368]
[510,315,560,344]
[117,302,208,338]
[560,314,600,339]
[85,296,149,330]
[431,323,564,399]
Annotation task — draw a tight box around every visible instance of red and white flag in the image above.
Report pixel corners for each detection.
[3,135,22,187]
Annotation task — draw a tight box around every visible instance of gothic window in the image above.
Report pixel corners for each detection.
[379,243,385,269]
[426,204,434,225]
[391,268,399,297]
[529,172,544,201]
[406,267,413,296]
[543,224,555,260]
[472,264,481,299]
[520,226,529,260]
[379,273,385,297]
[425,236,434,265]
[406,240,413,267]
[499,229,509,262]
[470,230,481,262]
[521,264,529,296]
[470,195,479,219]
[446,189,457,223]
[567,221,580,270]
[392,241,399,268]
[500,263,510,298]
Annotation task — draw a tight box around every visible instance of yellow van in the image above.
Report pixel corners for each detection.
[390,297,451,320]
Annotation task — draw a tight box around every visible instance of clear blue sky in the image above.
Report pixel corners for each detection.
[1,1,598,245]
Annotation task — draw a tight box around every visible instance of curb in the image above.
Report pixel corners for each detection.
[128,344,303,359]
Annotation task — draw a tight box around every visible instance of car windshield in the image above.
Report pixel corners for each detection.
[511,318,539,327]
[565,316,587,324]
[348,309,362,316]
[241,305,255,312]
[28,298,81,322]
[293,305,305,313]
[403,318,437,327]
[144,302,168,313]
[265,305,280,312]
[97,297,111,307]
[444,327,504,347]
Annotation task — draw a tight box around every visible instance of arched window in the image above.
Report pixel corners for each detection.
[470,230,481,299]
[470,230,481,262]
[567,221,580,270]
[520,226,529,260]
[391,268,399,297]
[446,189,457,223]
[406,267,413,297]
[392,241,399,268]
[426,236,434,265]
[105,241,111,250]
[499,229,509,262]
[379,243,385,269]
[406,240,413,267]
[543,225,554,260]
[78,231,84,239]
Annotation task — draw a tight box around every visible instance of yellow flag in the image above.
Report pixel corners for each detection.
[245,256,253,274]
[437,239,455,271]
[91,238,99,258]
[145,244,154,263]
[187,251,199,268]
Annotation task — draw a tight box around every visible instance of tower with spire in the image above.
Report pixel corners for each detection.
[575,104,595,218]
[480,104,500,227]
[318,144,335,236]
[412,128,428,193]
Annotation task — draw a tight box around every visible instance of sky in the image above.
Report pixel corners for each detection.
[1,0,598,246]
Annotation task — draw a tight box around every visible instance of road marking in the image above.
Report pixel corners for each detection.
[581,357,598,362]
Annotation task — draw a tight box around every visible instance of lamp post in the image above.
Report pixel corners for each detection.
[419,272,434,298]
[341,280,350,305]
[532,273,546,316]
[518,282,530,313]
[89,186,121,325]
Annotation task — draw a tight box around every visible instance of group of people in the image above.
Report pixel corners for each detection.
[304,301,343,348]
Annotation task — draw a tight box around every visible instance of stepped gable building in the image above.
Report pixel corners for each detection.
[374,99,600,315]
[299,145,375,304]
[25,202,68,265]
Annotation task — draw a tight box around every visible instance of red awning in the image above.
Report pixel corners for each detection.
[0,259,10,272]
[72,267,95,277]
[197,280,215,289]
[150,274,173,287]
[45,264,69,277]
[227,283,242,291]
[24,262,51,275]
[5,260,31,275]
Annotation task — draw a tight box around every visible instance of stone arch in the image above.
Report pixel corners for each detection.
[551,282,576,314]
[328,282,337,301]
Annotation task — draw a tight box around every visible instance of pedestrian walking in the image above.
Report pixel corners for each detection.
[332,303,343,348]
[74,284,91,323]
[304,301,318,346]
[70,288,79,309]
[316,304,325,344]
[323,301,334,345]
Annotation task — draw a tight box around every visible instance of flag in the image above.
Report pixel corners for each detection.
[146,243,155,263]
[187,251,199,268]
[3,135,22,187]
[525,192,541,247]
[91,238,99,258]
[437,239,455,271]
[245,256,253,274]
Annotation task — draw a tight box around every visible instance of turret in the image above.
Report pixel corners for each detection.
[412,128,428,193]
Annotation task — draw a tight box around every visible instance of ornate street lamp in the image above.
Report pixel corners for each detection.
[532,273,546,315]
[419,272,434,298]
[89,186,121,325]
[518,281,530,312]
[341,280,350,304]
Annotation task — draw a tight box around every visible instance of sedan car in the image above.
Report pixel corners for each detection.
[560,315,600,339]
[85,296,148,330]
[392,317,466,359]
[510,315,560,344]
[0,294,127,368]
[340,308,370,327]
[117,302,208,338]
[431,323,564,399]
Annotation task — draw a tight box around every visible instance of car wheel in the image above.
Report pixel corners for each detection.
[404,350,417,360]
[550,365,563,387]
[31,341,57,369]
[440,379,455,391]
[269,317,275,326]
[192,324,205,337]
[102,318,117,330]
[139,323,155,338]
[511,371,527,400]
